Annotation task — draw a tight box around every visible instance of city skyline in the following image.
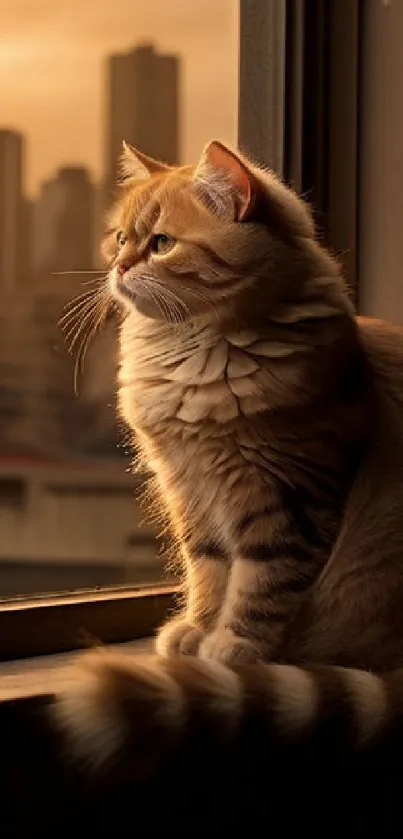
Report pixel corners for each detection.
[0,42,183,289]
[0,39,186,462]
[3,43,180,202]
[1,0,238,198]
[5,42,182,204]
[0,0,238,596]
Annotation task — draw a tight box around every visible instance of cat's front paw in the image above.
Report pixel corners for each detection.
[156,616,205,658]
[199,627,263,666]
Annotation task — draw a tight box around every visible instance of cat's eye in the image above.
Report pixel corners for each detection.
[150,233,175,255]
[116,230,127,247]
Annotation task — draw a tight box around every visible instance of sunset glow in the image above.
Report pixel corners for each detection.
[1,0,238,196]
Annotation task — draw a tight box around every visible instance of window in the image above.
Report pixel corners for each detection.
[0,0,239,658]
[0,0,361,660]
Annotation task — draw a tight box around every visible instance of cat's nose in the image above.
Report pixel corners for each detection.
[117,256,135,276]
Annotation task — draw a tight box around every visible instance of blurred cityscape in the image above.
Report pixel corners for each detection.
[0,44,181,595]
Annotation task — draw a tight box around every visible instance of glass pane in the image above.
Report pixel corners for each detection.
[0,0,239,598]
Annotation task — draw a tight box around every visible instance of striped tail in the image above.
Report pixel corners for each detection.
[52,649,398,778]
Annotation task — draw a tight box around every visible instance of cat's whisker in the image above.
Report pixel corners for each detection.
[68,292,113,393]
[61,298,103,341]
[59,290,104,325]
[140,275,190,325]
[61,307,99,344]
[60,286,106,320]
[137,276,179,324]
[62,293,106,348]
[140,272,219,324]
[163,293,188,325]
[81,275,109,286]
[52,270,106,276]
[155,286,187,324]
[74,301,111,392]
[140,279,173,323]
[64,308,100,355]
[183,285,221,322]
[61,289,100,310]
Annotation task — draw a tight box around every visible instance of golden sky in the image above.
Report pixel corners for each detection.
[1,0,238,197]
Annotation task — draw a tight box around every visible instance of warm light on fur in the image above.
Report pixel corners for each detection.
[53,141,403,776]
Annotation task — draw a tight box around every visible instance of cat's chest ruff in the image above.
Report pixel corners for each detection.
[119,334,250,426]
[118,317,300,431]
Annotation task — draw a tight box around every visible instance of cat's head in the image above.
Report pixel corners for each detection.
[103,140,343,327]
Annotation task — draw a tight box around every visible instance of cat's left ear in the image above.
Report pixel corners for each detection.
[193,140,254,221]
[120,141,172,181]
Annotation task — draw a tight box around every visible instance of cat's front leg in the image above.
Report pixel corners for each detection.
[156,540,230,657]
[199,507,321,666]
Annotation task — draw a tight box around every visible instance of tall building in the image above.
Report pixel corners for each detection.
[105,43,180,203]
[33,166,95,277]
[0,129,28,290]
[91,43,182,460]
[0,162,98,456]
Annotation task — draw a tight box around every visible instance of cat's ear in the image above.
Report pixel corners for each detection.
[120,141,172,181]
[193,140,254,220]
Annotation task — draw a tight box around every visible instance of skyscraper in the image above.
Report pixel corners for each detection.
[0,129,27,290]
[105,44,180,203]
[33,166,95,277]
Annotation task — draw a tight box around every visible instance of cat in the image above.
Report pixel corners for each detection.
[105,139,370,666]
[54,140,403,775]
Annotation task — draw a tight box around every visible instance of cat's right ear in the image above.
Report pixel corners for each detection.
[120,142,172,181]
[193,140,254,220]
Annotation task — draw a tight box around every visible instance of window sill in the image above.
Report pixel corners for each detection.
[0,635,400,837]
[0,637,152,701]
[0,583,178,661]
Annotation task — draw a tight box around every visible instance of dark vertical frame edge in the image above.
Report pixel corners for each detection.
[239,0,362,297]
[284,0,362,299]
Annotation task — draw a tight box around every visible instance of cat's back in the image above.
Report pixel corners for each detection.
[357,316,403,403]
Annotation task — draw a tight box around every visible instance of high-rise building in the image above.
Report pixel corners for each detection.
[91,43,181,461]
[105,43,180,203]
[0,129,28,290]
[33,166,95,277]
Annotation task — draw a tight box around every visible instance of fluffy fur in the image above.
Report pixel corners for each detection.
[53,141,403,776]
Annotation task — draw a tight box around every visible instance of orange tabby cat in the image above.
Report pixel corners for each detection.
[54,141,403,775]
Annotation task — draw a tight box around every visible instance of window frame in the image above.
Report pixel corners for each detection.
[285,0,362,295]
[239,0,362,294]
[0,0,362,662]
